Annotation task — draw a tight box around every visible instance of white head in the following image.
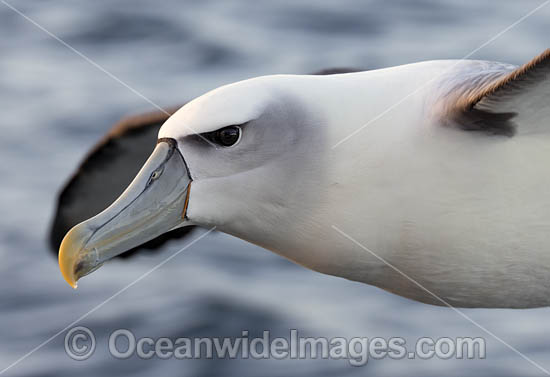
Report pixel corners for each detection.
[59,75,331,287]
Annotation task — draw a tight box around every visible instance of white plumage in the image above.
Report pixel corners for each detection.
[59,50,550,308]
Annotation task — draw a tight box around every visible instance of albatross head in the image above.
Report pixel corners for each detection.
[59,75,328,288]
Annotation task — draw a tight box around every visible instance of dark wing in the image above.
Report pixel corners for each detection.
[49,68,364,258]
[448,49,550,136]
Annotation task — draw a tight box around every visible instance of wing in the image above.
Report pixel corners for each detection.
[49,68,363,258]
[444,49,550,136]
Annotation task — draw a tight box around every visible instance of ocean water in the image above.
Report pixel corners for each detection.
[1,1,550,376]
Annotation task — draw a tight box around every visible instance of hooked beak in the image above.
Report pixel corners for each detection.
[58,138,191,288]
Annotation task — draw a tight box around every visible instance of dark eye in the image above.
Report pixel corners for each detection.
[209,126,241,147]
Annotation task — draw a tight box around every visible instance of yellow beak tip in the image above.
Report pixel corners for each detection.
[58,227,82,289]
[59,252,78,289]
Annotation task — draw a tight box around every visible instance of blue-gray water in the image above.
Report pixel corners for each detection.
[1,1,549,376]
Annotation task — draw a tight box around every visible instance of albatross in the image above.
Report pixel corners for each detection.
[57,50,550,308]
